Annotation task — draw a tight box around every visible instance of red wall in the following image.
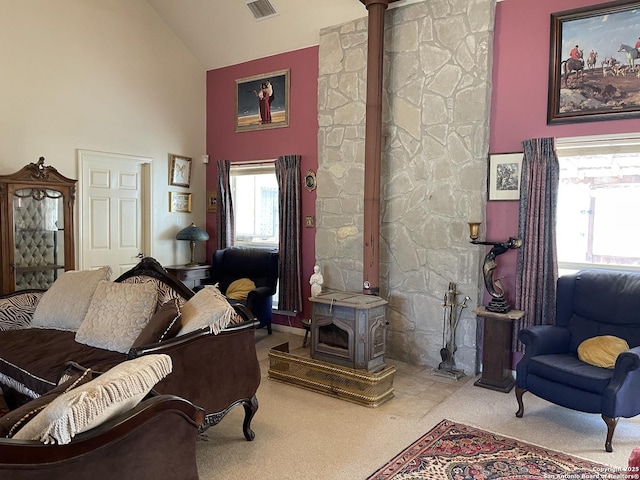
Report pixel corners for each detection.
[488,0,640,305]
[205,47,319,327]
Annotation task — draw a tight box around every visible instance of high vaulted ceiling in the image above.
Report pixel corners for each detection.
[146,0,422,71]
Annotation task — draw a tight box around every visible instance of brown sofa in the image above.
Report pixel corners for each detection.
[0,257,262,441]
[0,393,204,480]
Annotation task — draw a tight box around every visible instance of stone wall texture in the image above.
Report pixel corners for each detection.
[316,0,495,374]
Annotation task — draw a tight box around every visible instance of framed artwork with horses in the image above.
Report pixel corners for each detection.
[548,1,640,124]
[235,69,290,133]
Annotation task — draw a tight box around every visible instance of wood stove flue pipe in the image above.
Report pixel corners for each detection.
[359,0,399,296]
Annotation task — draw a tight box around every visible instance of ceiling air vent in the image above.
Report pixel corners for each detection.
[246,0,278,21]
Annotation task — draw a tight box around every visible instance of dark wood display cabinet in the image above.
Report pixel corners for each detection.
[0,158,76,294]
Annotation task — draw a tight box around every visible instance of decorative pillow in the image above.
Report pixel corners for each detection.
[0,291,44,331]
[578,335,630,369]
[31,266,112,331]
[132,299,182,348]
[1,366,94,438]
[178,285,235,335]
[120,275,187,309]
[12,354,172,444]
[226,278,256,300]
[75,281,158,353]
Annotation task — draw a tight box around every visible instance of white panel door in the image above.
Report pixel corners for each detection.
[78,150,152,277]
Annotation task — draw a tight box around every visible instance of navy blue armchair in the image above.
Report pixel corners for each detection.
[515,269,640,452]
[202,247,278,334]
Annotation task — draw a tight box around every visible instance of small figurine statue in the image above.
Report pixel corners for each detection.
[309,265,323,297]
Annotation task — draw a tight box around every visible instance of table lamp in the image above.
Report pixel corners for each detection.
[176,223,209,267]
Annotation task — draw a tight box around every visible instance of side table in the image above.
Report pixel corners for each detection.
[164,264,211,290]
[473,306,524,393]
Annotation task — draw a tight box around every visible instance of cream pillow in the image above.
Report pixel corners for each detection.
[226,278,256,300]
[75,281,158,353]
[13,354,172,444]
[32,266,112,331]
[178,285,235,335]
[578,335,630,369]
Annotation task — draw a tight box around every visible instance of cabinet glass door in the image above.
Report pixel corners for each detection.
[13,188,65,291]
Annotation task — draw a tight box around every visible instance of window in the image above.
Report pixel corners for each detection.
[230,163,279,247]
[556,136,640,275]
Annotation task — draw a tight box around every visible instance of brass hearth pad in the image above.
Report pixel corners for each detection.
[268,343,395,408]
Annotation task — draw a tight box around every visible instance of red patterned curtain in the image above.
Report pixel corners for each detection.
[514,137,560,351]
[275,155,302,313]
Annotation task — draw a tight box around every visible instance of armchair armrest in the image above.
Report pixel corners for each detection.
[250,286,272,297]
[246,287,272,306]
[0,289,45,331]
[615,347,640,373]
[518,325,571,357]
[609,346,640,388]
[604,346,640,418]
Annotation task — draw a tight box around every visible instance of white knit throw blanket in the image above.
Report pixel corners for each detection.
[13,354,172,444]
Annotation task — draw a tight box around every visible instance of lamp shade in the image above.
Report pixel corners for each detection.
[176,223,209,242]
[176,223,209,267]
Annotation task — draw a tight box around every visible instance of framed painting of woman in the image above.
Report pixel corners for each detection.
[235,69,290,132]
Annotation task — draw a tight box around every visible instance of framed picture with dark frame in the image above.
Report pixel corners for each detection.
[169,154,192,187]
[548,1,640,124]
[488,153,523,201]
[235,69,290,133]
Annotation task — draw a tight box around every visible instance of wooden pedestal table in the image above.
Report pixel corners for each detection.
[473,306,524,393]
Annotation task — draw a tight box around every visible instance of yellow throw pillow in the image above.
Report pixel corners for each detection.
[577,335,629,369]
[226,278,256,301]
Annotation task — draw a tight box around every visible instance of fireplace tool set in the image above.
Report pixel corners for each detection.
[432,282,469,380]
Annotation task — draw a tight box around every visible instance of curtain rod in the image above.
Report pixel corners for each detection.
[230,159,276,166]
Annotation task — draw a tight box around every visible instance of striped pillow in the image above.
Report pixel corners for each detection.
[0,291,44,331]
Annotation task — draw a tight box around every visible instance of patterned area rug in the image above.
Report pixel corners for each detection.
[367,419,612,479]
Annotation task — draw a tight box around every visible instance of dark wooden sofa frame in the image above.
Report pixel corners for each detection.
[0,257,262,441]
[0,394,205,480]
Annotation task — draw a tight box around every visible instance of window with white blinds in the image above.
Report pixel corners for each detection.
[556,135,640,275]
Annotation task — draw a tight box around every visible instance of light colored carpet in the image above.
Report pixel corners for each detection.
[196,330,640,479]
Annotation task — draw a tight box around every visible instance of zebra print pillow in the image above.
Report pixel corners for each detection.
[0,291,44,331]
[120,275,187,310]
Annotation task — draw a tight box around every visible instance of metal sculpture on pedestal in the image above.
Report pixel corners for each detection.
[433,282,469,380]
[468,222,522,313]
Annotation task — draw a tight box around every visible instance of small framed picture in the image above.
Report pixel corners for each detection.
[488,153,523,201]
[169,154,192,187]
[207,190,217,213]
[304,215,315,228]
[169,192,192,213]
